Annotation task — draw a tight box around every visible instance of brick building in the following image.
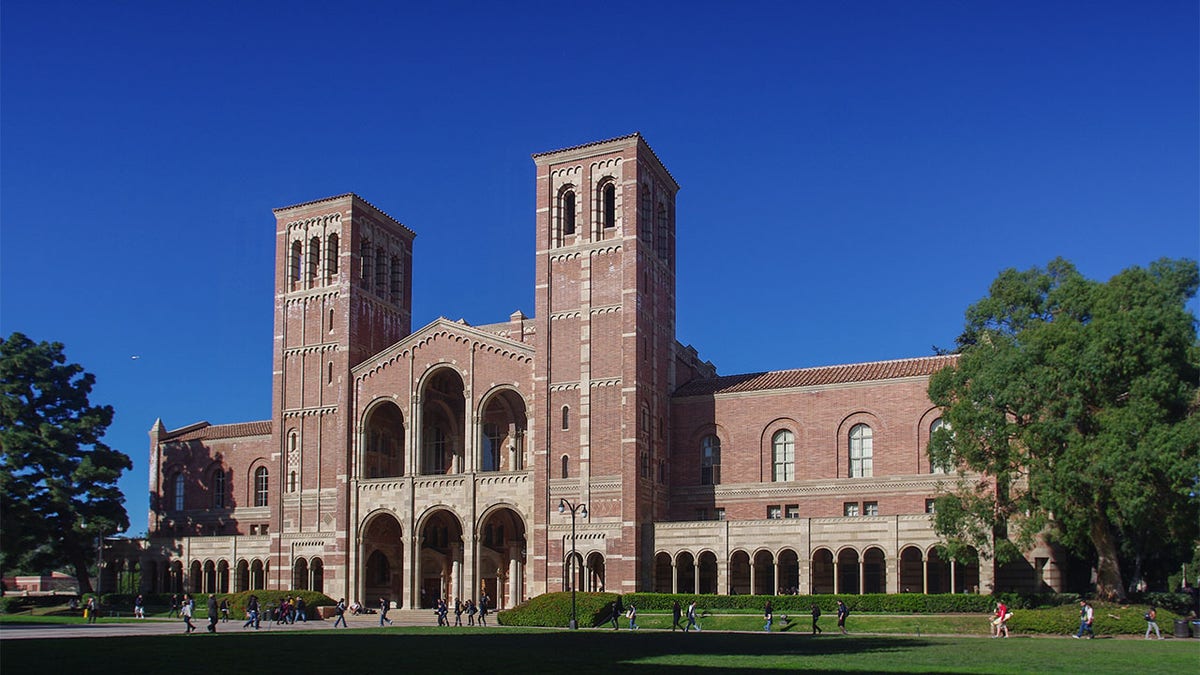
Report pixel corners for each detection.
[143,134,1063,607]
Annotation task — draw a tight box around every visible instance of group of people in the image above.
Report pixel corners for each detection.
[445,595,490,626]
[805,600,849,634]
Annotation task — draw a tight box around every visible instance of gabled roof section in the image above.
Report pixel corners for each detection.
[273,193,415,238]
[673,354,959,397]
[161,420,273,442]
[532,133,678,190]
[353,316,535,376]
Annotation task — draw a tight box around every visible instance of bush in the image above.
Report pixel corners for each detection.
[220,590,334,620]
[1007,602,1180,636]
[498,592,619,627]
[0,596,28,615]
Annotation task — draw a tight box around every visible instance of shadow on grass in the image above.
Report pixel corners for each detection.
[0,628,931,674]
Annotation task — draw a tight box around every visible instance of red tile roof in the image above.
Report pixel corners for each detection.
[673,354,958,397]
[166,420,272,442]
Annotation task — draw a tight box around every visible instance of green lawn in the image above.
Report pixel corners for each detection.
[3,626,1197,673]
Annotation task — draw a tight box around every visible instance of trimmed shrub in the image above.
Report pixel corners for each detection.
[220,590,334,620]
[498,592,619,627]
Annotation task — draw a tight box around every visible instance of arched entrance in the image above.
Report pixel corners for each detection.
[863,547,887,594]
[477,506,527,608]
[418,508,464,607]
[810,549,834,594]
[899,546,923,592]
[361,512,404,606]
[421,369,465,474]
[585,552,605,592]
[217,560,230,593]
[653,552,672,592]
[478,389,528,472]
[778,549,800,595]
[676,552,696,594]
[837,548,861,594]
[362,400,405,478]
[698,551,718,595]
[293,558,309,590]
[729,550,751,595]
[236,559,250,592]
[311,558,325,593]
[753,550,775,595]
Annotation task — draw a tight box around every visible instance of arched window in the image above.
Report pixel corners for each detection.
[601,181,616,229]
[929,418,948,474]
[560,189,576,237]
[561,454,569,479]
[326,233,339,280]
[289,470,297,492]
[360,238,372,289]
[308,236,320,284]
[561,405,569,431]
[772,430,794,482]
[375,246,386,294]
[290,241,303,287]
[849,424,873,478]
[701,435,721,485]
[173,472,185,511]
[212,469,226,508]
[254,467,269,507]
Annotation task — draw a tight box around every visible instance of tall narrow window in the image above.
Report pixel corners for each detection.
[656,203,669,259]
[560,189,576,236]
[360,239,372,289]
[375,247,386,295]
[601,182,616,228]
[849,424,873,478]
[482,423,503,472]
[423,426,446,474]
[290,241,303,288]
[639,184,652,242]
[212,469,225,508]
[254,467,269,507]
[561,454,569,479]
[772,430,795,481]
[561,405,569,431]
[326,233,339,281]
[289,471,297,493]
[308,237,320,284]
[390,255,401,303]
[929,418,948,474]
[700,434,721,485]
[173,472,185,511]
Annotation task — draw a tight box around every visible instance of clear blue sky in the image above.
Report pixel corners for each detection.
[2,1,1196,536]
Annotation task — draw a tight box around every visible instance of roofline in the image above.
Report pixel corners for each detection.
[532,133,679,191]
[273,193,415,238]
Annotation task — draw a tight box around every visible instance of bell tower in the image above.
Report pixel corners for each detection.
[531,134,678,594]
[270,193,414,595]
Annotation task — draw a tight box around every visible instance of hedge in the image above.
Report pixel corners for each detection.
[497,592,620,627]
[618,592,1003,614]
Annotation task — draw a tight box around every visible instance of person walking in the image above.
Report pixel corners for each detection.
[169,593,180,618]
[207,595,219,633]
[181,594,196,633]
[685,600,699,632]
[379,596,393,626]
[220,598,230,622]
[85,596,98,624]
[836,600,849,634]
[672,600,683,631]
[609,599,620,629]
[478,594,489,627]
[764,600,774,632]
[1145,605,1162,640]
[466,599,476,626]
[627,603,638,630]
[1073,600,1094,639]
[133,594,145,619]
[454,598,464,626]
[811,603,823,634]
[243,594,260,629]
[333,598,348,628]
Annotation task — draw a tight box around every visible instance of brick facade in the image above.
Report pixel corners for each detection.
[143,134,1064,606]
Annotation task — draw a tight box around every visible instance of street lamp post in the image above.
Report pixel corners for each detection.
[558,498,587,629]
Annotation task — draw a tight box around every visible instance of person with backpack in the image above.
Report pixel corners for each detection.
[836,599,849,634]
[1145,605,1162,639]
[672,600,683,631]
[811,603,823,634]
[243,594,260,629]
[333,598,348,628]
[685,600,699,632]
[764,600,774,632]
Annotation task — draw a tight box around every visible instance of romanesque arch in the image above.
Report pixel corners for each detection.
[293,558,309,590]
[899,545,924,592]
[778,548,800,595]
[653,552,672,592]
[753,549,775,595]
[729,550,751,595]
[236,559,250,592]
[420,368,465,475]
[362,399,405,479]
[418,507,463,607]
[361,510,404,605]
[477,505,528,608]
[697,551,718,595]
[676,551,696,594]
[478,388,528,472]
[585,552,606,593]
[837,548,861,594]
[811,548,834,594]
[863,547,887,594]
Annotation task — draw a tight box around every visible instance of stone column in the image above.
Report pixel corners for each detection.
[693,559,700,594]
[832,560,840,595]
[922,556,929,595]
[671,560,678,594]
[717,560,728,595]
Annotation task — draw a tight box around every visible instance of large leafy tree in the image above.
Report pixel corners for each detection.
[928,258,1199,601]
[0,332,132,593]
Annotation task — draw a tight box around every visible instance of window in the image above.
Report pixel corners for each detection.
[771,430,795,482]
[308,237,320,283]
[423,426,447,474]
[714,508,726,521]
[212,469,225,508]
[560,454,569,479]
[482,424,503,472]
[700,434,721,485]
[929,418,948,474]
[639,185,652,242]
[290,241,303,287]
[925,498,937,514]
[658,459,666,484]
[864,501,879,516]
[360,239,372,288]
[843,502,859,517]
[254,467,269,507]
[561,405,569,431]
[389,255,401,303]
[173,472,185,511]
[601,182,616,229]
[767,505,782,520]
[560,189,576,236]
[849,424,873,478]
[289,471,297,493]
[656,203,669,259]
[326,233,339,280]
[375,247,386,295]
[640,452,649,478]
[640,406,650,436]
[785,504,800,519]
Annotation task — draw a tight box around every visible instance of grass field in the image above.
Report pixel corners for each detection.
[3,625,1197,674]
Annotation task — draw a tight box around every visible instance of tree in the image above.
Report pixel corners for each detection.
[928,258,1200,601]
[0,332,132,593]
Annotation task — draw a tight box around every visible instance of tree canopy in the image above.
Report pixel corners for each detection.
[928,258,1199,601]
[0,332,132,593]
